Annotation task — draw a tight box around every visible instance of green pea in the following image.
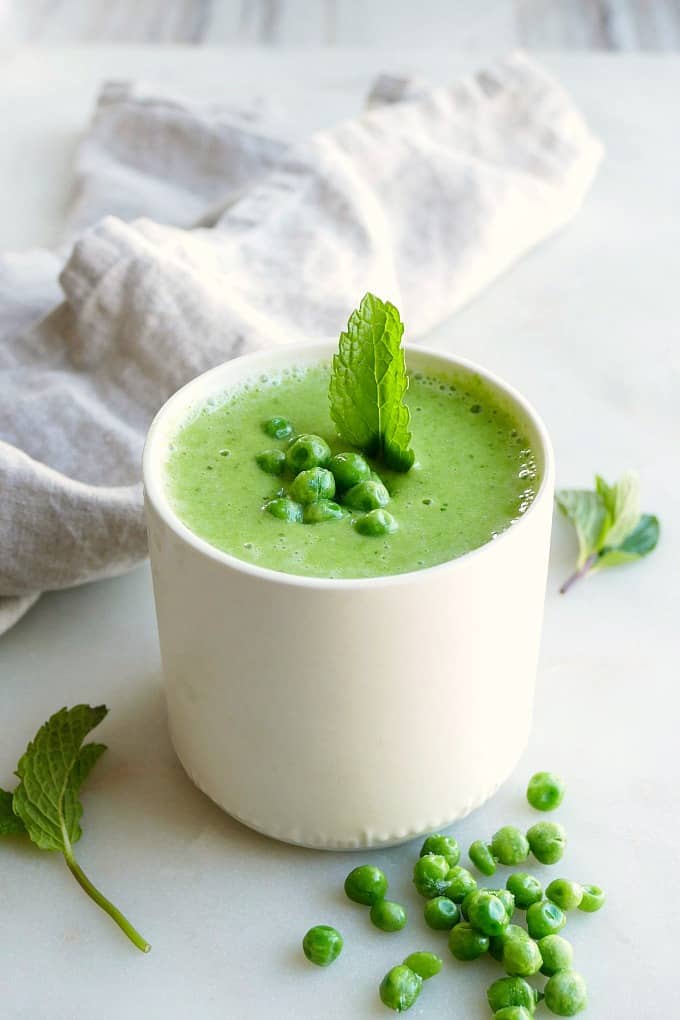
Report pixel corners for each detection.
[448,921,489,961]
[289,466,336,504]
[492,888,516,920]
[262,415,295,440]
[506,873,543,910]
[578,883,605,912]
[412,854,451,898]
[402,951,442,980]
[526,899,566,940]
[468,887,513,922]
[538,934,574,976]
[469,840,496,876]
[379,965,423,1012]
[303,500,345,523]
[264,497,303,522]
[501,926,542,977]
[344,864,388,906]
[460,889,476,921]
[370,899,408,932]
[492,920,516,942]
[467,890,510,937]
[543,969,587,1016]
[491,826,530,866]
[487,975,540,1014]
[446,866,477,904]
[424,896,460,930]
[494,1008,534,1020]
[488,934,505,962]
[526,771,565,812]
[286,433,331,471]
[344,479,389,511]
[354,508,398,536]
[419,833,461,868]
[302,925,343,966]
[255,449,286,475]
[329,452,372,490]
[546,879,582,911]
[526,822,566,865]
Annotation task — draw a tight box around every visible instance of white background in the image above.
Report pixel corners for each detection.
[0,46,678,1020]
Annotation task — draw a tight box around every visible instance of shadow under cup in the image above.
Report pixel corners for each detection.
[143,341,555,849]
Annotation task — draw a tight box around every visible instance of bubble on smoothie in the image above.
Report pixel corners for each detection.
[242,542,262,560]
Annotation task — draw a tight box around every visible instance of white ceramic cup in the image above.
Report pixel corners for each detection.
[143,341,554,850]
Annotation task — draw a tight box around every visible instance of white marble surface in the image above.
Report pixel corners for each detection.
[0,49,678,1019]
[4,0,680,50]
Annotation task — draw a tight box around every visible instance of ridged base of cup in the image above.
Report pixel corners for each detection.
[171,732,528,851]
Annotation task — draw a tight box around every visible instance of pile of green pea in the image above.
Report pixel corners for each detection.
[256,416,398,536]
[301,772,605,1016]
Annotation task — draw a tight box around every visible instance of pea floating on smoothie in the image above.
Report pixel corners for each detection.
[165,293,539,578]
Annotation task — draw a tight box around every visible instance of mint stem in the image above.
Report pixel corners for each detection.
[64,851,151,953]
[559,552,599,595]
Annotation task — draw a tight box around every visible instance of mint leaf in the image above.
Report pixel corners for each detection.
[11,705,150,953]
[555,489,609,569]
[596,470,640,547]
[73,741,108,794]
[329,293,415,472]
[0,787,25,835]
[13,705,107,850]
[597,513,660,569]
[556,472,659,593]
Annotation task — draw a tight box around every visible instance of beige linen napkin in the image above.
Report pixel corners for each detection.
[0,54,603,634]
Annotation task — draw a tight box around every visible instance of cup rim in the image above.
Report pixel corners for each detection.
[143,340,555,590]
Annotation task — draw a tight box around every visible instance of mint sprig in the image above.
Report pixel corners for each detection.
[2,705,150,953]
[556,470,659,593]
[329,293,415,472]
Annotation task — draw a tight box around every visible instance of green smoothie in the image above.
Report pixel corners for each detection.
[165,361,539,579]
